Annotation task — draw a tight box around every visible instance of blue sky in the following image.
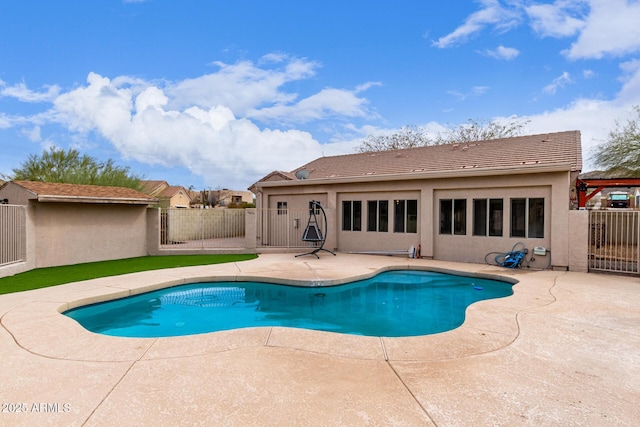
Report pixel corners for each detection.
[1,0,639,190]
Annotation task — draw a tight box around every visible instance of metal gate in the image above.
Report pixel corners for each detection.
[256,208,324,249]
[0,204,26,266]
[160,208,246,249]
[588,210,639,275]
[158,208,329,251]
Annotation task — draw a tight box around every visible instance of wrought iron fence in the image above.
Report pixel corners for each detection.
[0,204,26,266]
[588,210,639,275]
[256,208,319,248]
[159,208,322,251]
[160,208,246,249]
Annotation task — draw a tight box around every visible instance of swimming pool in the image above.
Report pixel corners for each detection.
[64,270,513,338]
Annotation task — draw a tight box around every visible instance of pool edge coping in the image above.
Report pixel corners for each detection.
[1,254,557,363]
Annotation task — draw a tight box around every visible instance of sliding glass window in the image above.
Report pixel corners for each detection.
[473,198,503,236]
[528,198,544,238]
[439,199,453,235]
[367,200,389,232]
[473,199,487,236]
[342,201,362,231]
[393,199,417,233]
[510,198,544,238]
[453,199,466,235]
[440,199,466,235]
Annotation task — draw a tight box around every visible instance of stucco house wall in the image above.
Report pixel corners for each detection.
[0,183,34,205]
[429,172,566,267]
[568,210,589,272]
[161,190,192,209]
[257,171,570,268]
[261,192,335,249]
[336,187,422,254]
[218,189,255,206]
[251,131,582,271]
[0,181,157,269]
[33,202,149,267]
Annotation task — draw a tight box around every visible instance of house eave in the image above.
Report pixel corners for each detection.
[36,195,158,205]
[253,163,576,189]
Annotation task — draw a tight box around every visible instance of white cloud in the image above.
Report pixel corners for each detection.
[20,126,41,142]
[515,61,640,169]
[0,81,61,102]
[436,1,640,60]
[526,0,640,59]
[447,86,490,101]
[483,45,520,60]
[49,73,327,187]
[565,0,640,59]
[167,56,319,115]
[472,86,490,96]
[543,71,573,94]
[0,113,11,129]
[23,55,376,189]
[247,86,378,124]
[447,90,466,101]
[432,0,521,48]
[523,98,627,169]
[525,1,586,38]
[616,59,640,105]
[52,72,133,135]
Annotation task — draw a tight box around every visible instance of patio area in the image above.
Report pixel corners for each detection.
[0,253,638,426]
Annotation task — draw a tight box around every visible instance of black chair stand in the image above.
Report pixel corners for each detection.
[295,201,336,258]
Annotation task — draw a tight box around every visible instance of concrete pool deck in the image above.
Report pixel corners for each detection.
[0,253,638,426]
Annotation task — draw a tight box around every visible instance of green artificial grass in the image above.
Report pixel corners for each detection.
[0,254,258,295]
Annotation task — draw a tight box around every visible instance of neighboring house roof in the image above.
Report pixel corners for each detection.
[7,181,158,204]
[251,131,582,189]
[258,171,298,182]
[158,186,192,207]
[158,185,191,199]
[140,180,169,196]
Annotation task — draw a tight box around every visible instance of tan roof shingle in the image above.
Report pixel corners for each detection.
[12,181,158,204]
[158,186,191,199]
[140,180,169,196]
[286,131,582,181]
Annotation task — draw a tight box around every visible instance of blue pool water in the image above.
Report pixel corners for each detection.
[64,270,513,338]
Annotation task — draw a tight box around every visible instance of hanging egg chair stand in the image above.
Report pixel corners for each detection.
[295,201,336,259]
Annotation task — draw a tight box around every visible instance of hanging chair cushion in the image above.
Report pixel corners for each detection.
[302,224,323,242]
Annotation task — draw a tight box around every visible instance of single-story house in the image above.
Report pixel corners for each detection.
[0,180,158,268]
[190,189,255,208]
[250,130,583,270]
[140,180,192,208]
